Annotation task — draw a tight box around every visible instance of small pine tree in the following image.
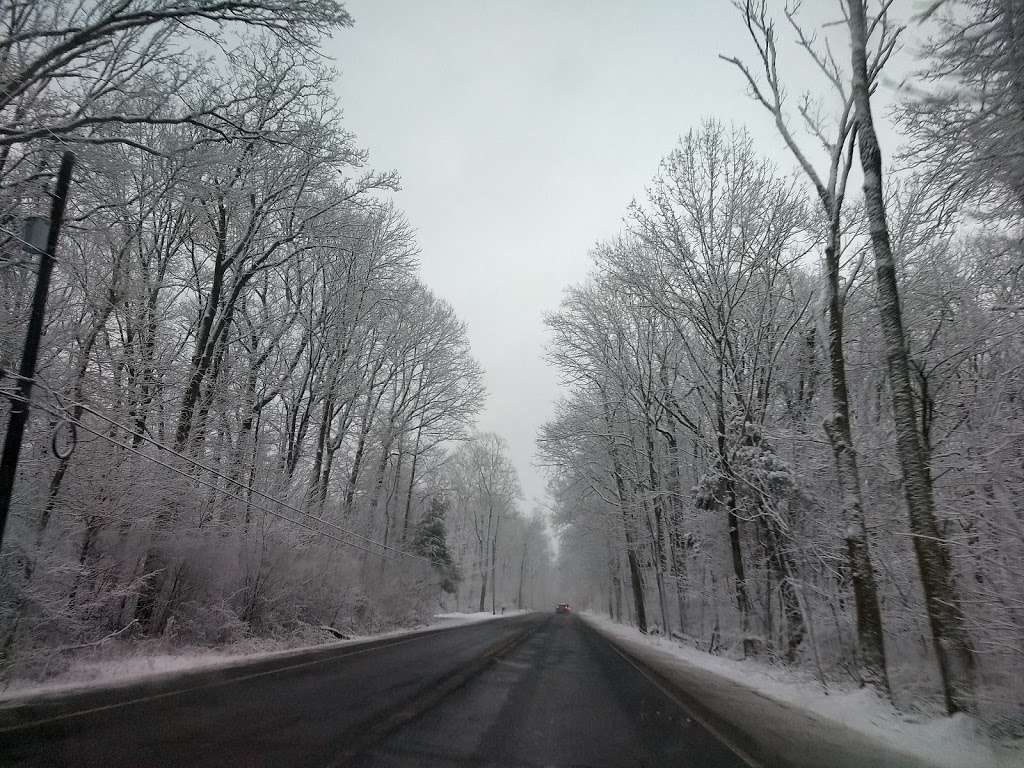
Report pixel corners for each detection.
[412,496,461,594]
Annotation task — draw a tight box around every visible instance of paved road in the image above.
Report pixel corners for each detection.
[0,614,749,767]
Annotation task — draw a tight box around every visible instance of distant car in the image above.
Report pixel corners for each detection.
[555,603,572,614]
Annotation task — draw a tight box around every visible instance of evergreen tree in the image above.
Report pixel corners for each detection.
[412,497,461,594]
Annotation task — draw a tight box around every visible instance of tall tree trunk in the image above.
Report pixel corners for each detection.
[602,398,648,633]
[366,432,395,522]
[477,551,489,613]
[759,516,806,662]
[175,203,229,452]
[490,515,501,615]
[401,418,424,541]
[606,534,624,622]
[517,538,528,610]
[308,390,335,506]
[344,380,382,517]
[191,309,233,456]
[228,347,260,525]
[821,214,891,693]
[646,423,672,634]
[662,428,689,637]
[131,297,159,446]
[319,444,337,508]
[319,397,355,507]
[613,472,648,634]
[716,363,751,654]
[847,0,975,714]
[823,397,890,693]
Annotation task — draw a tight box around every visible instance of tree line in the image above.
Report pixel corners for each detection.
[0,0,550,680]
[540,0,1024,733]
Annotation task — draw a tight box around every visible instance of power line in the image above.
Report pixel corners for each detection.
[8,385,507,577]
[0,140,447,571]
[86,398,426,561]
[0,224,44,255]
[5,371,429,563]
[2,389,426,564]
[5,375,509,573]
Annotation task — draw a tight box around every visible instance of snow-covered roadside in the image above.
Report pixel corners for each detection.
[582,613,1022,768]
[0,611,512,704]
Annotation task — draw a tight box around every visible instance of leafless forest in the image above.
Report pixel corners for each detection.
[539,0,1024,735]
[0,0,552,685]
[0,0,1022,744]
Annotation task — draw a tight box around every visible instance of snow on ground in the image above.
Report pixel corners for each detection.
[434,609,526,622]
[0,611,511,704]
[582,613,1023,768]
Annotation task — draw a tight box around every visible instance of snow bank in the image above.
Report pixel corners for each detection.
[582,613,1022,768]
[0,611,509,703]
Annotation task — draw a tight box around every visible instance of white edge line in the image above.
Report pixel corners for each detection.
[0,631,457,734]
[0,614,524,727]
[601,635,764,768]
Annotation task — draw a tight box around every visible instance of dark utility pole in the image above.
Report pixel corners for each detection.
[0,151,75,550]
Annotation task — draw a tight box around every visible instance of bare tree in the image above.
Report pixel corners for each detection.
[447,433,521,615]
[846,0,975,714]
[0,0,351,157]
[722,0,892,695]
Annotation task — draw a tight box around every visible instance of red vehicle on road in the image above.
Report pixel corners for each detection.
[555,603,572,614]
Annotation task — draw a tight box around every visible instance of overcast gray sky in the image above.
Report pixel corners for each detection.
[329,0,915,507]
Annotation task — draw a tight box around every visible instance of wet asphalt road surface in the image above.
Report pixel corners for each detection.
[0,613,749,767]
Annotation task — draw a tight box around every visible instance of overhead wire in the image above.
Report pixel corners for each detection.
[3,371,428,562]
[3,373,506,573]
[0,137,453,570]
[0,224,45,254]
[82,398,427,561]
[1,385,430,565]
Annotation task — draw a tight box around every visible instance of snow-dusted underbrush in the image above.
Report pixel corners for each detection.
[0,520,439,691]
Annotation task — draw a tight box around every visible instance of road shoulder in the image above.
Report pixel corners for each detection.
[0,612,518,732]
[581,613,1016,768]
